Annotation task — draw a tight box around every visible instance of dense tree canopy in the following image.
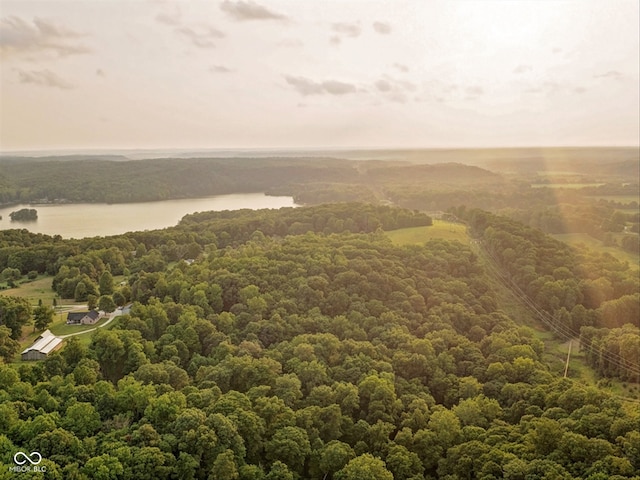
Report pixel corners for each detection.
[0,202,638,479]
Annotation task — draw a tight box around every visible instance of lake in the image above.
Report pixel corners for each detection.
[0,193,296,239]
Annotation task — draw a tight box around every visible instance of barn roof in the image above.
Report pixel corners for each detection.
[21,329,63,355]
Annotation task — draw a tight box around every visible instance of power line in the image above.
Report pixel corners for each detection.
[479,242,640,378]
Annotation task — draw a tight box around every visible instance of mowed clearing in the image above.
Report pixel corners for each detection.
[387,220,470,245]
[552,232,639,268]
[0,276,59,305]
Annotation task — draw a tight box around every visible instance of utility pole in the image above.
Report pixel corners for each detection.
[563,340,572,378]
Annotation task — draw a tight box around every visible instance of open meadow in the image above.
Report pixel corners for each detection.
[386,219,470,245]
[552,232,639,267]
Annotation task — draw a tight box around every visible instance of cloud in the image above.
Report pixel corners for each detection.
[210,64,233,73]
[393,63,409,73]
[284,75,357,96]
[373,76,416,103]
[156,12,181,27]
[329,23,361,45]
[220,1,287,21]
[17,69,73,89]
[332,22,361,38]
[175,25,225,48]
[513,65,532,74]
[594,70,623,80]
[322,80,357,95]
[285,75,324,95]
[375,79,392,92]
[373,21,391,34]
[0,16,90,57]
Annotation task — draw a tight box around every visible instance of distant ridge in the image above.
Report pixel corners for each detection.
[365,162,502,185]
[1,146,637,164]
[0,154,130,162]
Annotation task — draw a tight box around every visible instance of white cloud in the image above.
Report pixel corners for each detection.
[0,16,90,57]
[393,63,409,73]
[17,69,74,89]
[330,22,360,44]
[155,12,181,27]
[372,21,391,34]
[220,1,287,22]
[210,65,233,73]
[175,25,225,48]
[285,75,357,96]
[332,23,360,37]
[375,79,391,92]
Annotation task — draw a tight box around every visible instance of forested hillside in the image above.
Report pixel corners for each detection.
[0,157,503,206]
[1,154,636,257]
[0,158,358,204]
[0,204,638,479]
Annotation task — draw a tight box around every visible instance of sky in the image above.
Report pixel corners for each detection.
[1,0,639,151]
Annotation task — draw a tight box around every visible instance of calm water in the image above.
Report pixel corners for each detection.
[0,193,296,239]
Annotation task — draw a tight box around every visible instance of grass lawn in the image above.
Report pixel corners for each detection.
[0,275,63,306]
[0,274,126,306]
[531,183,605,189]
[49,314,110,336]
[387,220,470,245]
[551,233,639,267]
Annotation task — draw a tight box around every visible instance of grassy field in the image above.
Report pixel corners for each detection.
[49,314,110,336]
[0,275,62,306]
[386,220,470,245]
[531,183,605,189]
[1,273,125,306]
[551,233,639,267]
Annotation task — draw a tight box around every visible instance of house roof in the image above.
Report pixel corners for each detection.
[21,329,63,355]
[67,310,100,322]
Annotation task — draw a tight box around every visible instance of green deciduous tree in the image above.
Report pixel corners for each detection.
[0,295,33,339]
[63,402,102,437]
[319,441,356,477]
[33,304,55,332]
[335,454,394,480]
[98,295,116,313]
[265,426,310,475]
[99,270,115,296]
[210,449,239,480]
[0,324,20,361]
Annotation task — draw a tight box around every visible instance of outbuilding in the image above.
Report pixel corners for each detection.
[21,330,63,361]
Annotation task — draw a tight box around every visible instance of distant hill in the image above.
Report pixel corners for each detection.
[364,162,502,185]
[0,157,360,204]
[0,154,132,162]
